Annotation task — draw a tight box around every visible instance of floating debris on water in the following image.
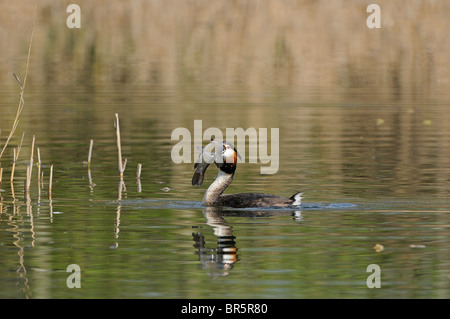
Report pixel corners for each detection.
[409,244,426,248]
[373,243,384,252]
[161,187,173,192]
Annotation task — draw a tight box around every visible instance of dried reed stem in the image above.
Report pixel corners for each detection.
[122,158,127,173]
[25,135,35,193]
[48,164,53,198]
[0,5,36,159]
[86,139,95,190]
[136,163,142,179]
[88,139,93,167]
[37,148,41,181]
[25,165,30,194]
[11,148,16,181]
[114,114,126,180]
[136,163,142,193]
[10,132,25,184]
[30,135,35,164]
[37,147,41,196]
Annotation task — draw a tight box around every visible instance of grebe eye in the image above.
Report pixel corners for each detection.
[222,144,230,153]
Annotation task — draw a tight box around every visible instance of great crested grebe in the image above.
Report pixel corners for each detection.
[192,141,303,208]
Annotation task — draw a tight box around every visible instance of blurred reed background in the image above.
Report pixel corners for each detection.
[1,0,449,98]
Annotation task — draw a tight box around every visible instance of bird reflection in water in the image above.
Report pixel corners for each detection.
[192,207,303,277]
[192,207,238,277]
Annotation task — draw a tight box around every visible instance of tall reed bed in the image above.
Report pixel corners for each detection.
[1,1,450,97]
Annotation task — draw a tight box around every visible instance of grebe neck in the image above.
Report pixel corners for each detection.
[202,170,234,206]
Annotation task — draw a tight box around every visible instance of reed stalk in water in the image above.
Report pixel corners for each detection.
[25,165,30,194]
[87,139,93,168]
[37,147,41,196]
[48,164,53,199]
[10,132,25,184]
[25,135,35,193]
[136,163,142,193]
[136,163,142,179]
[114,114,127,180]
[87,139,95,190]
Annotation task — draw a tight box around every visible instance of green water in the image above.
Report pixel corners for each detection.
[1,85,449,299]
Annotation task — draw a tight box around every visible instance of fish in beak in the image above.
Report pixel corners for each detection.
[192,140,222,186]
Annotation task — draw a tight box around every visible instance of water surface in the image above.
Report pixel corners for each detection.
[1,85,449,299]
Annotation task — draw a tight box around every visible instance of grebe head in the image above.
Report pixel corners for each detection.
[192,140,241,187]
[215,141,239,175]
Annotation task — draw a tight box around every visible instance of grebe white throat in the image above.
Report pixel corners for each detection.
[202,170,234,206]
